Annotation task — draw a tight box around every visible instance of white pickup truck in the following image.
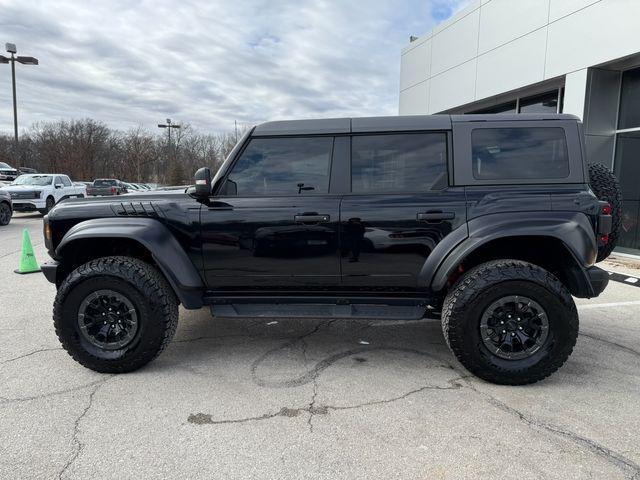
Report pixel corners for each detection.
[0,174,86,215]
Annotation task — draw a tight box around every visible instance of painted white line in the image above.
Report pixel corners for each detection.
[624,277,639,284]
[578,300,640,310]
[605,269,640,279]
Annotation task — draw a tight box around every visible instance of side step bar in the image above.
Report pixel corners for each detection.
[206,296,439,320]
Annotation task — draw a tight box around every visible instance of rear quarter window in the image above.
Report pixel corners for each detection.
[471,127,569,180]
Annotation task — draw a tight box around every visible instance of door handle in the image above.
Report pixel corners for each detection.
[294,214,330,224]
[417,211,455,222]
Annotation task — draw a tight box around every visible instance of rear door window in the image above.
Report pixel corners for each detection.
[471,127,569,180]
[351,133,447,193]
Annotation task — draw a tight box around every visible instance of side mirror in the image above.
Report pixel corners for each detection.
[55,183,64,189]
[194,167,212,198]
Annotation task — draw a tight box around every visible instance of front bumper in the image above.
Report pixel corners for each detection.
[586,265,609,297]
[12,199,45,211]
[41,261,59,284]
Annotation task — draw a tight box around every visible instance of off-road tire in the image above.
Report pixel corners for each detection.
[54,256,178,373]
[441,259,578,385]
[588,162,622,262]
[0,202,11,226]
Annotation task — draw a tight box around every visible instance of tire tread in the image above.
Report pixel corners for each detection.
[441,259,578,385]
[53,256,178,373]
[588,163,622,262]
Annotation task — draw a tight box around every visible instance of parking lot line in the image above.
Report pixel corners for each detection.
[605,270,640,288]
[577,300,640,310]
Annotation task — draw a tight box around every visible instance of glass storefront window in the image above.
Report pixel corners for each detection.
[466,89,563,116]
[519,91,559,114]
[469,101,517,114]
[614,131,640,250]
[618,67,640,130]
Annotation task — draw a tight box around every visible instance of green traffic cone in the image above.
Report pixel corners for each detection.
[14,229,41,274]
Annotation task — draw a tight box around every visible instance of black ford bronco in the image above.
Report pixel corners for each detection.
[42,114,622,385]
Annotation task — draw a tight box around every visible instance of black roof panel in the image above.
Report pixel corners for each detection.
[451,113,580,122]
[253,118,350,136]
[252,114,579,136]
[352,115,451,132]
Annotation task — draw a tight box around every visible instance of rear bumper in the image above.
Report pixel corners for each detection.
[586,265,609,297]
[41,261,59,284]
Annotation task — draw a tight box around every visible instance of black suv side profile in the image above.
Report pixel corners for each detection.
[41,114,621,385]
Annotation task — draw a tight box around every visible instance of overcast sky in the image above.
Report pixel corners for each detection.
[0,0,470,134]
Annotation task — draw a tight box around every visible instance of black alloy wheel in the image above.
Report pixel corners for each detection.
[77,289,139,350]
[479,295,549,360]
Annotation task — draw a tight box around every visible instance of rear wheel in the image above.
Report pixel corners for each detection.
[54,256,178,373]
[0,202,11,226]
[441,260,578,385]
[588,163,622,262]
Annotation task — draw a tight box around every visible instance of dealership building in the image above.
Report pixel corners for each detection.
[399,0,640,254]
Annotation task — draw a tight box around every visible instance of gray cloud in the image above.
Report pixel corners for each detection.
[0,0,470,134]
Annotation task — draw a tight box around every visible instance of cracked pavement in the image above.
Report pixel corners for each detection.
[2,213,640,479]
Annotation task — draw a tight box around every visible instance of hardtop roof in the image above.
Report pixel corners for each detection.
[252,114,580,136]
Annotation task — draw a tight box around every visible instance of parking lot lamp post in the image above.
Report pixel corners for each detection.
[0,43,39,147]
[157,118,181,182]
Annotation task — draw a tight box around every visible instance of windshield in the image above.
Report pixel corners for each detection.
[0,162,12,169]
[12,175,53,186]
[94,180,117,187]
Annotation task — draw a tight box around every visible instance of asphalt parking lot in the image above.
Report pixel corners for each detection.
[1,213,640,480]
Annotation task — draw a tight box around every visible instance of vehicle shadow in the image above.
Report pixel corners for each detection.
[158,311,458,384]
[13,213,42,220]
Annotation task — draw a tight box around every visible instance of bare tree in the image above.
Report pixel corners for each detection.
[0,119,248,185]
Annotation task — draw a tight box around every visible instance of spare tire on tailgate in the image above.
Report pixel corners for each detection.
[588,163,623,262]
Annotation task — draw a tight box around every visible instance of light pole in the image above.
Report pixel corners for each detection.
[157,118,180,182]
[0,43,39,147]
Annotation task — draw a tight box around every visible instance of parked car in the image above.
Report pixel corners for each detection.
[0,189,12,226]
[0,162,20,182]
[1,174,86,215]
[86,179,127,196]
[123,182,143,192]
[41,114,620,385]
[18,166,38,175]
[154,185,190,191]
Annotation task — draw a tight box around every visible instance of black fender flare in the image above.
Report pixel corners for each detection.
[419,211,597,294]
[56,217,204,309]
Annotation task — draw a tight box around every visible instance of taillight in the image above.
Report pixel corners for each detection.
[111,186,116,194]
[600,234,609,245]
[602,203,612,215]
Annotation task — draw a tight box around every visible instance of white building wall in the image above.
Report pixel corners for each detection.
[562,69,589,118]
[399,0,640,117]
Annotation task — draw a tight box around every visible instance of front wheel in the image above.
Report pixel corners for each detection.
[38,196,56,215]
[54,256,179,373]
[441,260,578,385]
